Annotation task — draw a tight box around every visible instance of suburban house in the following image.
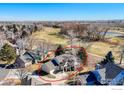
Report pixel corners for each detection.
[5,31,15,39]
[6,51,41,69]
[73,62,124,85]
[41,54,82,74]
[0,32,7,50]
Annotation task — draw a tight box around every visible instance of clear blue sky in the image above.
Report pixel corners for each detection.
[0,3,124,21]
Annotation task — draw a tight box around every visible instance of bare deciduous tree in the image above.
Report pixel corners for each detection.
[60,23,109,42]
[15,68,30,85]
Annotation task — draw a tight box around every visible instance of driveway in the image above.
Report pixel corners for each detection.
[0,68,10,81]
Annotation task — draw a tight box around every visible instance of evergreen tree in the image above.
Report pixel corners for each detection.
[106,51,114,62]
[55,45,65,56]
[34,24,38,32]
[77,47,87,65]
[21,31,28,38]
[101,51,114,64]
[13,24,18,33]
[0,44,16,63]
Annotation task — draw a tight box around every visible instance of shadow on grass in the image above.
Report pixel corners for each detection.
[48,33,65,39]
[117,35,124,38]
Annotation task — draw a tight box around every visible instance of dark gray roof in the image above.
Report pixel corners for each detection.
[19,53,33,63]
[42,61,56,73]
[26,52,38,59]
[53,54,81,64]
[104,62,124,79]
